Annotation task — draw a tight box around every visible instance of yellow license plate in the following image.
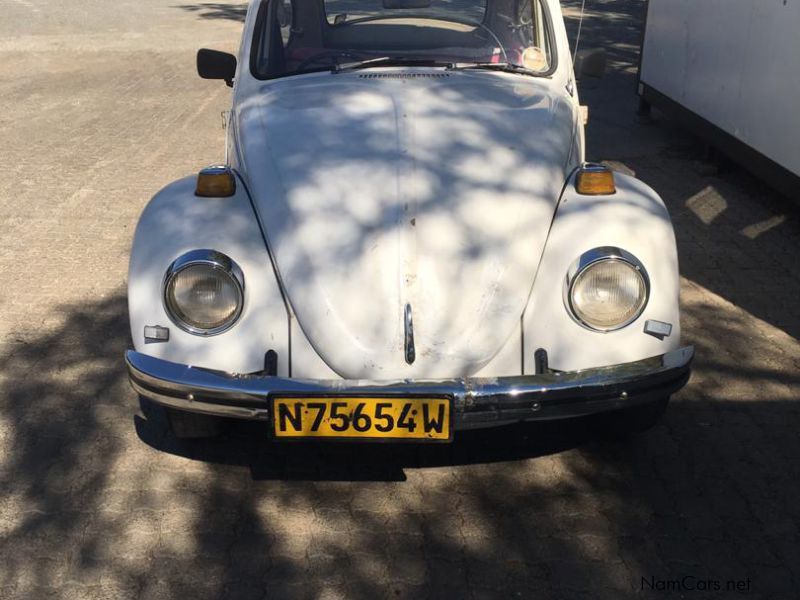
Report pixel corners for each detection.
[272,397,452,441]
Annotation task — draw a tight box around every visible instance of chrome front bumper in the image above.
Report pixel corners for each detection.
[126,347,693,429]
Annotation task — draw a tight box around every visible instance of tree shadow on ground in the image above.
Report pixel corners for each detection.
[175,2,247,22]
[1,286,797,599]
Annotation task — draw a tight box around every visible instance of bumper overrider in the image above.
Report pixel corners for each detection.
[125,346,693,429]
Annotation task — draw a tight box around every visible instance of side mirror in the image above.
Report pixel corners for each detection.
[197,48,237,87]
[574,48,606,80]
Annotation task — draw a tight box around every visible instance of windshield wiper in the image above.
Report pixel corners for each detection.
[448,62,537,76]
[334,57,453,73]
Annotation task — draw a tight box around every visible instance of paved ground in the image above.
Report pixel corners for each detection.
[1,0,799,598]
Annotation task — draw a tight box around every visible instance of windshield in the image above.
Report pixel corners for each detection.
[325,0,488,24]
[251,0,555,79]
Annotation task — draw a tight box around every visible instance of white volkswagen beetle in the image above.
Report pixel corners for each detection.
[126,0,692,441]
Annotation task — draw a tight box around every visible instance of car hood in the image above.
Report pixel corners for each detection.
[236,70,575,379]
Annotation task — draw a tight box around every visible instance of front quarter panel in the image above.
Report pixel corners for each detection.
[522,171,681,374]
[128,176,289,375]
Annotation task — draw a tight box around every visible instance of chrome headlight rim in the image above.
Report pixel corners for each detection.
[564,246,650,333]
[162,249,245,336]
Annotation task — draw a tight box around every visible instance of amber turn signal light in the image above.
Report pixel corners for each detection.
[575,164,616,195]
[195,165,236,197]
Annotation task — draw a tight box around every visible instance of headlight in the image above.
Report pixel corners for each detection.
[565,247,649,332]
[163,250,244,335]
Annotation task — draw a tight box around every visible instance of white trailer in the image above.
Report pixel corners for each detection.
[637,0,800,199]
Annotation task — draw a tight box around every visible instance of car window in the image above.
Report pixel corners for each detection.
[514,0,552,71]
[277,0,293,46]
[323,0,487,25]
[252,0,555,79]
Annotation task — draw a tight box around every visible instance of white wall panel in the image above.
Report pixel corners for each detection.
[641,0,800,175]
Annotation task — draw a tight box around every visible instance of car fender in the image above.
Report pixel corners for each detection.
[522,170,681,374]
[128,174,290,375]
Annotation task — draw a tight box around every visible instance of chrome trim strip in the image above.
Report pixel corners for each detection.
[578,162,611,176]
[126,346,694,425]
[404,303,415,365]
[198,164,232,177]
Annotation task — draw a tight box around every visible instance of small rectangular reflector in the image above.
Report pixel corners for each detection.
[144,325,170,342]
[644,320,672,339]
